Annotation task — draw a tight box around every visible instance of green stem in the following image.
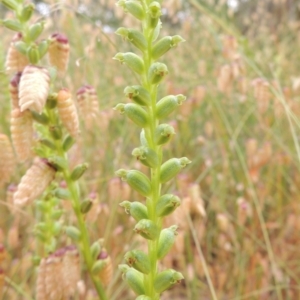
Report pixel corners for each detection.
[46,106,108,300]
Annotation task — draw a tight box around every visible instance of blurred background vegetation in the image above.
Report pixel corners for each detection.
[1,0,300,299]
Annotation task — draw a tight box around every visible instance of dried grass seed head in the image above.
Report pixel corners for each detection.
[57,89,80,137]
[19,65,50,113]
[5,33,29,73]
[0,134,15,185]
[97,249,113,287]
[48,33,70,76]
[10,108,33,162]
[76,85,99,129]
[9,72,22,109]
[14,158,56,207]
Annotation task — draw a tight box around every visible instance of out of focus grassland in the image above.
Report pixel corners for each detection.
[1,0,300,299]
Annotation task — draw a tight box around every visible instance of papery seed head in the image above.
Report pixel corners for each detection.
[0,244,6,266]
[48,33,70,76]
[57,89,80,137]
[36,259,47,300]
[5,33,29,73]
[76,85,99,130]
[9,72,22,109]
[0,134,15,186]
[62,246,80,297]
[14,158,56,207]
[44,255,64,299]
[19,65,50,113]
[97,249,113,286]
[217,64,233,94]
[10,108,33,162]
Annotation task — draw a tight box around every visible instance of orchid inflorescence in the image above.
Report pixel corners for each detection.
[113,0,190,299]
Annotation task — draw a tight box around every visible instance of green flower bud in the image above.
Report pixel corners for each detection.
[38,40,49,59]
[140,129,149,147]
[147,1,162,28]
[155,124,175,145]
[114,103,149,128]
[116,27,147,52]
[21,3,35,22]
[35,222,47,233]
[51,210,63,220]
[117,0,145,20]
[91,241,102,261]
[52,221,62,235]
[120,201,148,221]
[124,85,151,106]
[46,93,58,109]
[92,260,106,274]
[152,35,185,59]
[119,264,145,295]
[3,19,22,31]
[136,296,152,300]
[125,250,151,274]
[132,146,159,168]
[49,126,62,140]
[14,41,27,55]
[113,52,144,75]
[156,194,181,217]
[152,20,162,42]
[28,22,44,41]
[35,232,47,242]
[27,44,40,64]
[116,169,151,197]
[62,135,75,151]
[39,138,56,150]
[32,255,41,266]
[148,62,168,85]
[134,219,159,240]
[80,199,93,214]
[48,67,57,83]
[1,0,18,10]
[35,200,48,213]
[154,269,184,293]
[48,156,68,171]
[160,157,191,183]
[65,226,81,241]
[156,94,186,119]
[54,188,71,200]
[31,111,49,125]
[70,163,88,181]
[157,225,178,259]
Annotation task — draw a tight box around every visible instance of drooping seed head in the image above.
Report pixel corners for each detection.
[14,158,56,207]
[19,65,50,113]
[48,33,70,76]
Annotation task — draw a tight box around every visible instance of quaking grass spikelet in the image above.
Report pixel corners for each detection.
[61,246,80,297]
[9,72,22,109]
[36,246,80,300]
[14,158,56,207]
[10,108,33,162]
[5,33,29,73]
[19,65,50,113]
[57,89,80,137]
[76,85,99,130]
[0,134,15,186]
[97,249,113,287]
[48,33,70,76]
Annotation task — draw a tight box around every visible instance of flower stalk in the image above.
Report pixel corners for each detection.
[115,1,189,298]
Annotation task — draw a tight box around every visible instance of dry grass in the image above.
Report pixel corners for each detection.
[1,0,300,299]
